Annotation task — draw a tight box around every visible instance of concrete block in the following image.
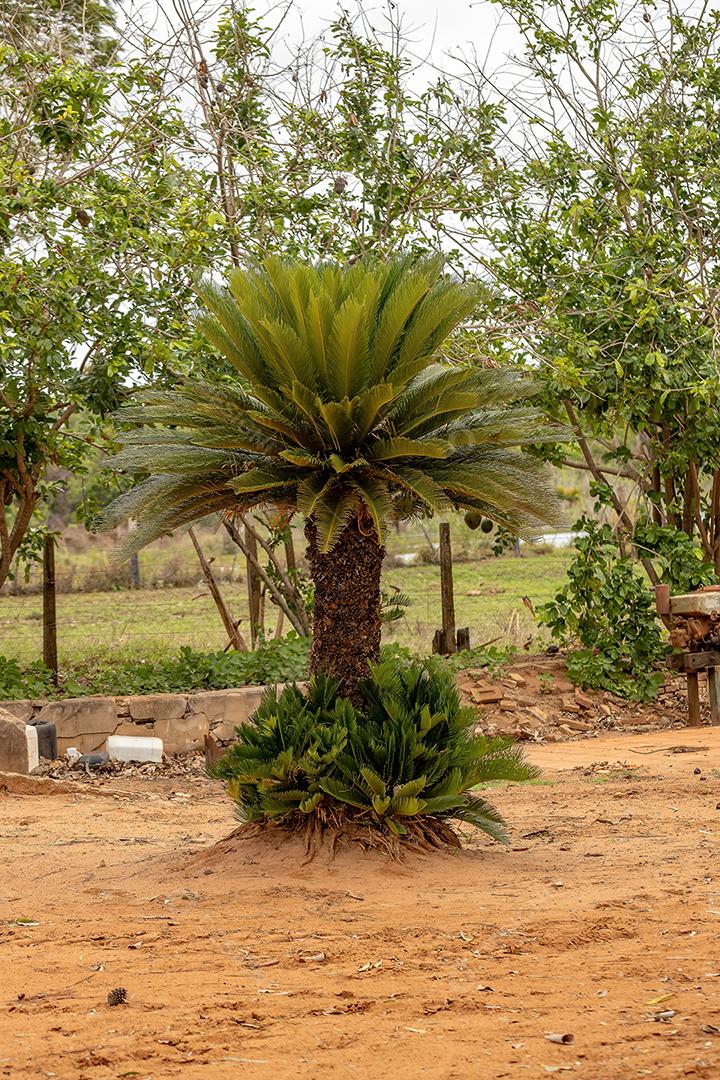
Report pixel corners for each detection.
[113,721,157,739]
[189,687,266,732]
[0,708,39,774]
[154,711,209,755]
[126,694,188,722]
[0,700,34,723]
[36,696,118,754]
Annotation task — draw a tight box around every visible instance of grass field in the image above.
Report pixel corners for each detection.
[0,550,572,671]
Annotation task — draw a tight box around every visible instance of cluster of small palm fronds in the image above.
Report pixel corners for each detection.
[209,658,538,845]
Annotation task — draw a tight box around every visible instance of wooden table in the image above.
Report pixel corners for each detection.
[670,650,720,726]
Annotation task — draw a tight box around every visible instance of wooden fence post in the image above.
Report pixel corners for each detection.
[283,527,297,576]
[687,671,701,726]
[43,533,58,683]
[245,524,262,648]
[439,522,456,655]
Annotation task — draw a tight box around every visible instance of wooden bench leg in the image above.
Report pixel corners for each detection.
[687,671,702,726]
[708,667,720,725]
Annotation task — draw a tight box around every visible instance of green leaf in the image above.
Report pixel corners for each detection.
[313,489,359,552]
[351,475,392,545]
[359,766,387,797]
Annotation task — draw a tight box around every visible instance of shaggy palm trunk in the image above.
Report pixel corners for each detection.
[305,518,384,704]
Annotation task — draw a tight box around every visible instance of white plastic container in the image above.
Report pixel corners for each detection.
[25,724,39,773]
[106,735,163,763]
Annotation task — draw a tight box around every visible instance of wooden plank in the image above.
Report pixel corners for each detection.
[670,592,720,617]
[687,671,702,726]
[685,650,720,671]
[438,522,456,655]
[708,667,720,726]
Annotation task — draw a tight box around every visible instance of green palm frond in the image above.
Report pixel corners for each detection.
[104,255,566,554]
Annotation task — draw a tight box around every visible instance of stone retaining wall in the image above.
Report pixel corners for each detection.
[0,686,271,755]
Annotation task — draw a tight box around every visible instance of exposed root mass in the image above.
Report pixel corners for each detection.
[229,806,463,862]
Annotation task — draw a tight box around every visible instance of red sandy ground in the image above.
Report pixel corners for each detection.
[1,727,720,1080]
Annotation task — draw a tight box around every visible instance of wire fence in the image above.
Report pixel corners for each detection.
[0,542,572,669]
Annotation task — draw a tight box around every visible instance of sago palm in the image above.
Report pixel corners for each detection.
[105,254,561,700]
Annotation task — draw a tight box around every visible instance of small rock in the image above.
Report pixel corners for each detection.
[499,699,517,712]
[574,689,594,709]
[617,715,656,727]
[561,699,581,714]
[508,672,527,687]
[471,689,503,705]
[565,718,592,732]
[75,751,110,770]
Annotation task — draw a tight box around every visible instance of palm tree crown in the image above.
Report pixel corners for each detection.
[105,254,560,553]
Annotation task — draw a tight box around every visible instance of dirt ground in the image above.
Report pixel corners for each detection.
[2,728,720,1080]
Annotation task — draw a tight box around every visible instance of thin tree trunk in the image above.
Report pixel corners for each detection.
[682,470,694,538]
[189,527,247,651]
[305,518,384,705]
[240,515,311,636]
[713,469,720,577]
[223,519,308,636]
[651,464,663,525]
[563,399,661,588]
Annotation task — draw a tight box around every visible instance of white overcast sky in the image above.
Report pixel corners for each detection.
[130,0,525,76]
[270,0,522,59]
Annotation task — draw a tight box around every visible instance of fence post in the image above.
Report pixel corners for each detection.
[439,521,456,654]
[129,552,141,588]
[283,527,297,576]
[43,533,58,683]
[245,524,262,648]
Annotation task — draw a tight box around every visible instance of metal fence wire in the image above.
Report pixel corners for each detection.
[0,525,570,667]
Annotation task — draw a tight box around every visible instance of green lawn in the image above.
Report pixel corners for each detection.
[0,550,571,672]
[384,551,571,649]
